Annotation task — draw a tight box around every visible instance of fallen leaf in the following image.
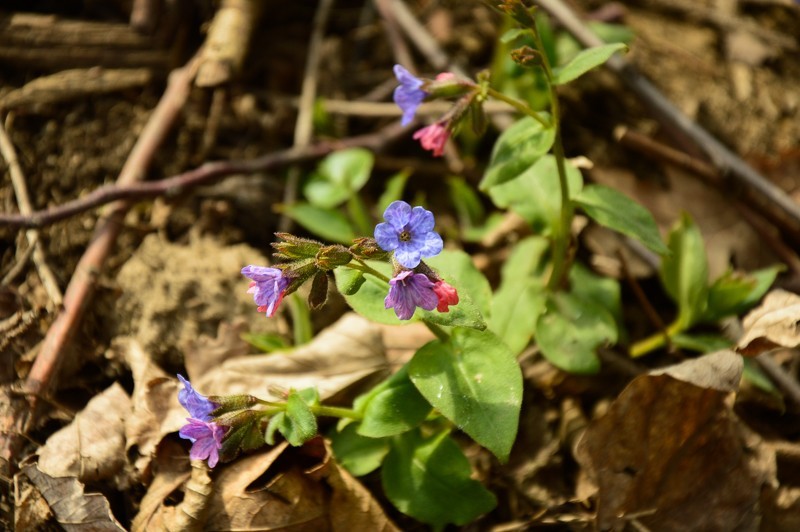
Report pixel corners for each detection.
[738,289,800,356]
[183,319,251,379]
[37,382,131,484]
[131,440,213,532]
[650,349,742,391]
[576,351,767,530]
[120,338,187,481]
[13,468,53,530]
[204,443,332,530]
[18,463,125,531]
[316,440,400,532]
[194,313,388,403]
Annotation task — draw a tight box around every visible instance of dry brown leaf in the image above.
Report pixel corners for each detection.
[193,313,388,402]
[120,338,188,480]
[131,440,211,532]
[576,351,767,531]
[37,382,131,484]
[316,441,400,532]
[183,319,251,379]
[18,463,125,531]
[738,289,800,356]
[650,349,742,391]
[14,468,54,530]
[204,442,333,530]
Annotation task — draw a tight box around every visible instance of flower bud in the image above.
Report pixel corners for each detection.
[498,0,537,28]
[315,245,352,270]
[511,45,543,68]
[308,271,329,309]
[272,233,322,260]
[208,394,259,416]
[423,75,475,100]
[350,237,390,261]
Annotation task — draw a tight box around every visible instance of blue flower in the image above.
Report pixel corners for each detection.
[179,418,225,468]
[241,265,290,317]
[393,65,427,126]
[385,270,439,320]
[374,201,443,269]
[177,374,218,422]
[177,375,225,468]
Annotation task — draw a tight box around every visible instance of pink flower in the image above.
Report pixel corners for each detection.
[179,418,225,468]
[413,123,449,157]
[432,281,459,312]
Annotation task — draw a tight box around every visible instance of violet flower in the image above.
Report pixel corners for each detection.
[374,201,443,269]
[179,419,225,468]
[393,64,427,126]
[385,270,439,320]
[432,280,459,313]
[241,265,289,317]
[177,375,224,468]
[412,122,450,157]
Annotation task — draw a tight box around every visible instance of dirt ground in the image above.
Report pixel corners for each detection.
[1,0,800,530]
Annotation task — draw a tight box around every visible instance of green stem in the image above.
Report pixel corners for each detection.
[423,320,450,342]
[485,87,551,127]
[348,260,391,283]
[629,320,683,358]
[529,23,574,291]
[311,404,363,420]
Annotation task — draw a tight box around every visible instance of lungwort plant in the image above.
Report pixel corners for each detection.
[175,1,777,527]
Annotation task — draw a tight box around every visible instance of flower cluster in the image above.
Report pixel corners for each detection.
[177,375,225,468]
[392,65,478,157]
[376,200,459,320]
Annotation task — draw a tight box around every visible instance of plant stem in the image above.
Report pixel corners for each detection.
[529,22,574,291]
[311,404,363,419]
[629,320,683,358]
[348,260,391,283]
[423,320,450,342]
[485,87,551,127]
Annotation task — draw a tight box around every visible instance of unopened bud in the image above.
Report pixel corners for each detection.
[272,233,322,260]
[423,75,476,100]
[315,245,352,270]
[308,271,329,309]
[350,238,390,260]
[511,45,542,68]
[208,394,259,415]
[498,0,537,28]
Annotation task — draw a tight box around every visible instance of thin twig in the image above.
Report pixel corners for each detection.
[0,234,36,286]
[616,126,800,274]
[374,0,416,70]
[0,116,63,308]
[0,57,199,476]
[0,122,407,230]
[278,0,335,233]
[756,351,800,409]
[535,0,800,239]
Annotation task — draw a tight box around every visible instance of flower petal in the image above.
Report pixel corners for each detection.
[374,222,400,251]
[417,231,443,259]
[382,200,412,230]
[407,206,435,233]
[394,245,422,269]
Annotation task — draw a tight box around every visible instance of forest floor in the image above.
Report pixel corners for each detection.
[1,0,800,530]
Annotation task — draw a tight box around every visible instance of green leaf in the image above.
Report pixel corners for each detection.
[703,265,782,322]
[660,214,709,328]
[426,249,493,318]
[304,148,374,208]
[742,358,780,397]
[488,154,583,235]
[382,430,497,527]
[240,332,290,353]
[354,365,432,438]
[489,236,550,354]
[330,423,390,477]
[334,259,488,330]
[552,42,627,85]
[281,203,356,244]
[500,27,530,43]
[671,333,733,353]
[266,388,319,446]
[573,184,669,255]
[569,263,624,332]
[479,116,555,191]
[409,328,522,461]
[535,292,618,374]
[448,176,486,228]
[377,170,410,215]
